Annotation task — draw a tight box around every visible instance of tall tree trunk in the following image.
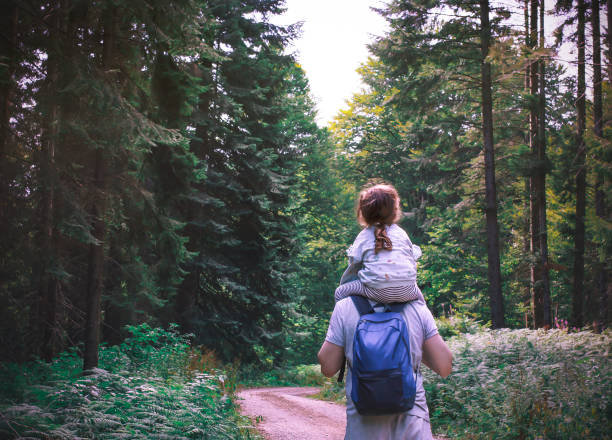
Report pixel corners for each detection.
[523,0,532,327]
[571,0,587,328]
[592,0,608,329]
[176,270,198,331]
[479,0,505,328]
[0,3,17,217]
[39,2,61,361]
[607,0,612,81]
[83,148,106,371]
[536,0,551,327]
[83,13,114,372]
[529,0,550,328]
[528,0,537,326]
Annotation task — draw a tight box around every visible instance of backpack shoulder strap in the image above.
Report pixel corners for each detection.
[338,296,373,384]
[388,301,409,313]
[350,295,375,315]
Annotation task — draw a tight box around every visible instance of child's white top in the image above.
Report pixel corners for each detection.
[344,224,421,289]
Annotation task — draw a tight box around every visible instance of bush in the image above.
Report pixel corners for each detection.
[424,329,612,440]
[106,323,192,378]
[435,315,484,339]
[0,324,256,440]
[239,363,346,405]
[240,363,328,388]
[311,375,346,404]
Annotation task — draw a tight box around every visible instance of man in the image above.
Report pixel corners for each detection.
[318,297,452,439]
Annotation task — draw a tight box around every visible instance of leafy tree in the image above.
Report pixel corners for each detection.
[330,0,593,330]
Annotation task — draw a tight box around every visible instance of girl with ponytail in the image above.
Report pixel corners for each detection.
[335,183,424,304]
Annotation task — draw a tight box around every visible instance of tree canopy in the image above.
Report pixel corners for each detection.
[0,0,610,370]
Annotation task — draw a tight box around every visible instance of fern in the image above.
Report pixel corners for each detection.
[424,329,612,440]
[0,325,257,439]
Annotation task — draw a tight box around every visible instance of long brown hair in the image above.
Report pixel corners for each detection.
[357,183,402,253]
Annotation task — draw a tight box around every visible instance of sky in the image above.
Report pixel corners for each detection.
[271,0,389,126]
[271,1,589,127]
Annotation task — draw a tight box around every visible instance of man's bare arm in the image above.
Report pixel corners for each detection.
[317,341,344,377]
[422,334,453,378]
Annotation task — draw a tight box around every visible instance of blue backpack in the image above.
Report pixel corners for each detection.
[350,295,417,415]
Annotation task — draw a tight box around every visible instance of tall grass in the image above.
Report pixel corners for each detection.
[424,328,611,440]
[0,324,256,439]
[305,324,610,439]
[7,325,607,439]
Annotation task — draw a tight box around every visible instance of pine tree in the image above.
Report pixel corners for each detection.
[572,0,587,327]
[479,0,505,328]
[529,0,551,328]
[607,0,612,80]
[591,0,608,329]
[169,0,309,362]
[0,1,17,224]
[366,0,513,323]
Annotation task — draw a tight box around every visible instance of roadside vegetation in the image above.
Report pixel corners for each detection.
[2,322,609,439]
[0,325,255,439]
[423,326,611,440]
[279,318,612,440]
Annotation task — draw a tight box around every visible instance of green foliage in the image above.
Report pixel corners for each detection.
[328,0,611,331]
[1,0,332,367]
[239,363,346,404]
[435,315,484,339]
[424,329,612,439]
[105,323,192,378]
[277,329,611,439]
[310,380,346,405]
[241,364,328,388]
[0,324,254,439]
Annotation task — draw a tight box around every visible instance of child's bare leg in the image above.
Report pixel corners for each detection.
[334,280,368,302]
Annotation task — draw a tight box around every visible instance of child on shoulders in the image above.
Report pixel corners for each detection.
[335,183,425,304]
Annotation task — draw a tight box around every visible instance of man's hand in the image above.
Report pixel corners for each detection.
[317,341,344,377]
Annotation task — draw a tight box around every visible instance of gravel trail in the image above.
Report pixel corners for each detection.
[237,386,446,440]
[236,387,345,440]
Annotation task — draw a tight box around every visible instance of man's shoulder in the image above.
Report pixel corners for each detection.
[403,300,437,332]
[335,296,356,311]
[334,297,364,322]
[404,300,432,315]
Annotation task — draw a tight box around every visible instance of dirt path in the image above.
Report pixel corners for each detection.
[237,387,446,440]
[236,387,346,440]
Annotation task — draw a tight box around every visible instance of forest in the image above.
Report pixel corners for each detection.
[0,0,610,439]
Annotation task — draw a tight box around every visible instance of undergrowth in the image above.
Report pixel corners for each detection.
[10,323,607,439]
[435,315,484,339]
[240,363,326,388]
[276,325,611,439]
[424,328,611,440]
[0,324,257,439]
[239,363,345,404]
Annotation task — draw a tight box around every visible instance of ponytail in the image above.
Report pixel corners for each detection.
[374,223,392,253]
